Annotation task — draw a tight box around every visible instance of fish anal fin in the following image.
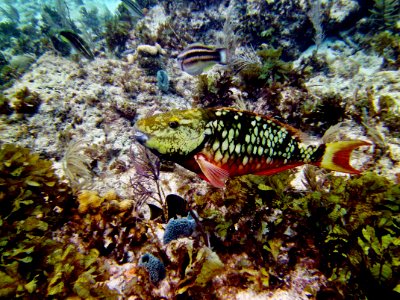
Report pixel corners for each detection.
[253,163,303,176]
[316,141,371,174]
[195,154,229,188]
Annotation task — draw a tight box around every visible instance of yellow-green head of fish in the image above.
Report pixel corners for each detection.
[135,108,208,158]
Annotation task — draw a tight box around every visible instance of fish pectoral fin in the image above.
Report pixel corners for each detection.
[194,154,229,188]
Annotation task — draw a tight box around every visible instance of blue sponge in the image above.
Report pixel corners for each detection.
[138,253,166,283]
[163,215,196,244]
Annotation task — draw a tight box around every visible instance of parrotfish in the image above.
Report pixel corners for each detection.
[178,44,228,76]
[135,108,370,188]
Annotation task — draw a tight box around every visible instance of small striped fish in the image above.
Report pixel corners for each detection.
[178,44,227,76]
[135,108,370,188]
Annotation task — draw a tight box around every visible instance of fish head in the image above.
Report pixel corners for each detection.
[135,109,209,159]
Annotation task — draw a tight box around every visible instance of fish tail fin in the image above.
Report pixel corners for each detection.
[217,48,228,65]
[314,140,371,174]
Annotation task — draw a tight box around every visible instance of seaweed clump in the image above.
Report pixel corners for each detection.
[194,70,237,108]
[0,144,116,298]
[183,166,400,298]
[65,189,147,263]
[303,172,400,298]
[104,13,132,54]
[12,86,42,115]
[368,31,400,69]
[0,94,12,115]
[369,0,400,30]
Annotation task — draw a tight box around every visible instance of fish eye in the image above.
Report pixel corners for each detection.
[168,121,179,128]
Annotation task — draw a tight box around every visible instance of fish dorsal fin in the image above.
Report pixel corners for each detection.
[194,154,229,188]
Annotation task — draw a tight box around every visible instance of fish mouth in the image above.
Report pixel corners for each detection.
[134,131,149,145]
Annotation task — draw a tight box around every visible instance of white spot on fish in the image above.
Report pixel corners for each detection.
[243,156,249,166]
[215,150,223,162]
[247,144,252,155]
[212,140,220,151]
[229,143,235,154]
[222,139,229,152]
[245,134,250,143]
[222,130,228,139]
[222,152,230,164]
[258,147,263,156]
[235,144,241,154]
[228,129,235,142]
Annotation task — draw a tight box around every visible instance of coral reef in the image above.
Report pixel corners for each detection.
[0,0,399,299]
